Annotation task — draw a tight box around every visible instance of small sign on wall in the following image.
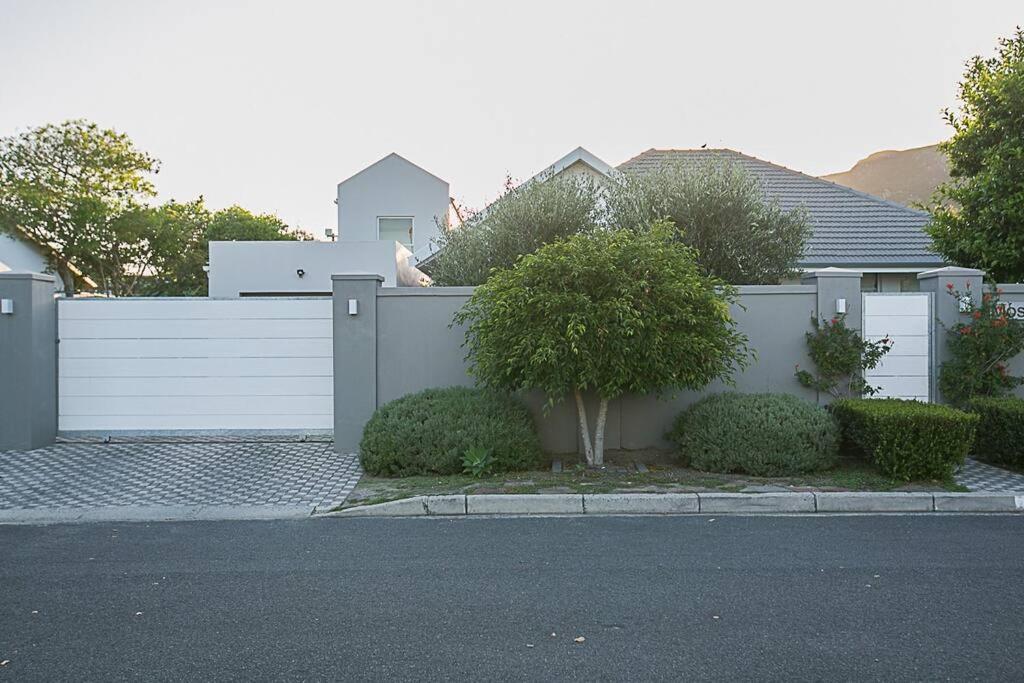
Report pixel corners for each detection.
[995,299,1024,320]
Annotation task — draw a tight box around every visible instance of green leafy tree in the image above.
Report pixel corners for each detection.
[140,198,213,296]
[794,315,892,398]
[927,27,1024,281]
[427,174,606,286]
[0,119,159,294]
[453,224,750,465]
[607,159,810,284]
[141,201,312,296]
[939,283,1024,405]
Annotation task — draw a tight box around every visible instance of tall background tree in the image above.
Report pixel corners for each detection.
[142,201,314,296]
[607,160,810,285]
[0,119,158,294]
[0,119,313,296]
[927,27,1024,282]
[427,174,605,286]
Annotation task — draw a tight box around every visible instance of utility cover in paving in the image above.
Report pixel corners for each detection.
[0,439,361,522]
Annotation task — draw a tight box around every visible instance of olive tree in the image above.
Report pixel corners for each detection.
[453,224,750,465]
[427,174,606,286]
[607,159,810,284]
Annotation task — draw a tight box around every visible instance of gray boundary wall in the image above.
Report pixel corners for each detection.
[999,284,1024,399]
[331,269,864,453]
[0,273,57,450]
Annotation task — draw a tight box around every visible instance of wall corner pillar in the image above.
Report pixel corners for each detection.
[332,274,383,453]
[801,267,864,331]
[917,266,985,403]
[0,272,57,451]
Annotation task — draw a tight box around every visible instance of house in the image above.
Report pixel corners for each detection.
[206,153,445,296]
[423,146,945,292]
[336,152,452,265]
[0,227,96,294]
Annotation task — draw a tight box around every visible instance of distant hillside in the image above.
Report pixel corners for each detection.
[821,144,949,208]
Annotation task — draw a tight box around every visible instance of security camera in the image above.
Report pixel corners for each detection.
[296,268,305,278]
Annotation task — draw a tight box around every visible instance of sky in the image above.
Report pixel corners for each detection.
[1,0,1020,235]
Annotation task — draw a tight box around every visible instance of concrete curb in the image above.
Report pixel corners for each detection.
[328,492,1024,518]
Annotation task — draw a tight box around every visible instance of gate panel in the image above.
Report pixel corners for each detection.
[862,293,931,401]
[57,298,333,432]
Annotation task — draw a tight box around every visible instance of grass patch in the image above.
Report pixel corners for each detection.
[338,452,966,510]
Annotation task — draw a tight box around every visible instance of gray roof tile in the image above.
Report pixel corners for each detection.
[616,149,945,268]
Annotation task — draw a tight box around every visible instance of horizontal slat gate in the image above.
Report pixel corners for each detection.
[862,293,931,401]
[57,298,333,432]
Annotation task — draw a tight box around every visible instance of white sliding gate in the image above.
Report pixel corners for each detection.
[57,298,333,433]
[862,293,932,401]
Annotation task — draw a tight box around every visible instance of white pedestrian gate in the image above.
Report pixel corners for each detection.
[57,298,333,432]
[862,293,932,401]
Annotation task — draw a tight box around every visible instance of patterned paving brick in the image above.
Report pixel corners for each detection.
[955,458,1024,493]
[0,440,361,515]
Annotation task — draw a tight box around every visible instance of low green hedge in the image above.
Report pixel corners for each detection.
[359,386,543,477]
[668,393,840,476]
[830,398,978,481]
[967,397,1024,469]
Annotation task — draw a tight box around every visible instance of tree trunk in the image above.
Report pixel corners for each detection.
[593,397,609,466]
[573,389,595,465]
[58,264,75,297]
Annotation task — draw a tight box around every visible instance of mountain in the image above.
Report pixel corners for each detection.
[821,144,949,208]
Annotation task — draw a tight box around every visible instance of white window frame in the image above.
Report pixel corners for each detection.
[377,216,414,250]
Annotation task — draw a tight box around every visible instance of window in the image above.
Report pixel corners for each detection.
[378,217,413,250]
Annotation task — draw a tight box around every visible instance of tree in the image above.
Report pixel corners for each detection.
[607,159,810,284]
[427,174,605,286]
[927,27,1024,282]
[141,202,314,296]
[453,224,750,466]
[0,119,159,294]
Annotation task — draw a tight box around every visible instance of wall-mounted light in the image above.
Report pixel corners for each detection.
[296,268,305,278]
[835,298,847,314]
[348,299,358,316]
[0,299,13,315]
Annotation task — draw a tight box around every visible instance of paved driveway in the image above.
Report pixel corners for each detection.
[0,438,362,523]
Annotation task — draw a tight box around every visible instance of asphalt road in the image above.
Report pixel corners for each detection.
[2,515,1023,681]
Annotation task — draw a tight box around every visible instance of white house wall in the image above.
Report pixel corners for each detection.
[336,153,449,255]
[0,232,63,293]
[208,240,408,296]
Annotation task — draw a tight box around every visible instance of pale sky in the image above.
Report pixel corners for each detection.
[1,0,1020,234]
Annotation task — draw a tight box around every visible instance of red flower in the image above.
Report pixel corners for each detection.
[946,283,954,290]
[972,311,982,320]
[830,317,838,325]
[959,326,972,335]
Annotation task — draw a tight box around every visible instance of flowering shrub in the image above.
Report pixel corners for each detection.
[795,315,892,398]
[939,282,1024,405]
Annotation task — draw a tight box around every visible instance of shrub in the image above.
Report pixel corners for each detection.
[668,393,840,476]
[359,387,543,477]
[794,314,892,398]
[967,397,1024,469]
[830,399,978,481]
[938,283,1024,405]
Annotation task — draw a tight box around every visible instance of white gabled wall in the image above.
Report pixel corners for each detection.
[336,153,449,255]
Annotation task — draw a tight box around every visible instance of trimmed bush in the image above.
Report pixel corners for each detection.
[967,397,1024,469]
[830,399,978,481]
[668,393,840,476]
[359,386,543,477]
